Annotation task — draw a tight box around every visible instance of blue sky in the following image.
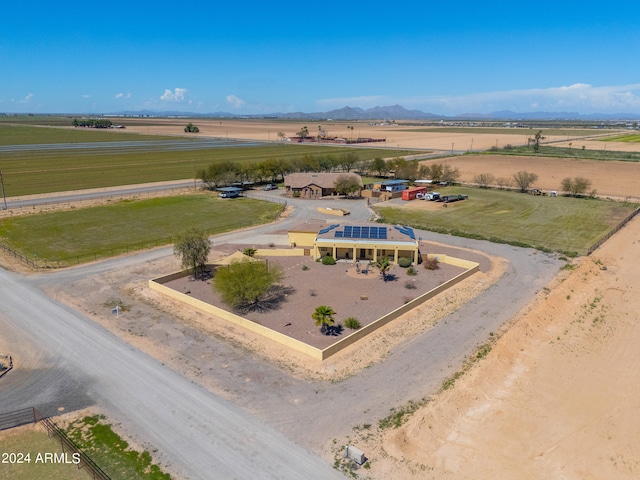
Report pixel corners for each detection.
[3,1,640,115]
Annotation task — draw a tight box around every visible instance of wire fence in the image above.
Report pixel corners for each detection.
[39,413,112,480]
[587,206,640,255]
[3,185,194,214]
[0,406,35,431]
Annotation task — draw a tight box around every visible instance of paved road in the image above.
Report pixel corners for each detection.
[0,191,562,478]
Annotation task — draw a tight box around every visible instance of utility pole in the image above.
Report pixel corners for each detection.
[0,171,7,210]
[193,160,197,191]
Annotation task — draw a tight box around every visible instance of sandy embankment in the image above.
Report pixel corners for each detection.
[359,215,640,479]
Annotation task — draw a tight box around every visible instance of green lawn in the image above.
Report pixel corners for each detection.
[0,428,89,480]
[374,187,636,255]
[0,194,282,266]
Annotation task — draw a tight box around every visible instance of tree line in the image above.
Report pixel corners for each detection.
[474,170,595,196]
[198,154,460,189]
[72,118,113,128]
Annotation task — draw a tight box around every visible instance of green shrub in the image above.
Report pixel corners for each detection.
[301,264,309,271]
[213,260,284,309]
[344,317,361,329]
[404,281,417,289]
[398,257,412,268]
[407,266,417,276]
[321,255,336,265]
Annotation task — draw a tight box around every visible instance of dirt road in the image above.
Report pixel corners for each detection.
[0,266,345,480]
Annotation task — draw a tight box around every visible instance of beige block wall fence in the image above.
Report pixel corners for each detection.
[317,207,349,216]
[149,253,479,361]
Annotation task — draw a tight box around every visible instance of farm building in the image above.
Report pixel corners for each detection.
[370,179,409,193]
[312,223,420,264]
[284,172,363,198]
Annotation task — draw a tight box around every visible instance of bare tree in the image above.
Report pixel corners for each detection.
[441,164,461,184]
[474,173,495,188]
[512,171,538,193]
[496,177,513,190]
[561,176,592,197]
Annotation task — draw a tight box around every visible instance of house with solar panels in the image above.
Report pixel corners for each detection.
[313,223,420,264]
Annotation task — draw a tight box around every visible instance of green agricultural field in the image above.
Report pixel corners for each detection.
[602,133,640,143]
[374,187,636,255]
[0,194,282,267]
[0,115,73,127]
[480,144,640,162]
[0,124,177,145]
[0,126,417,196]
[401,127,606,137]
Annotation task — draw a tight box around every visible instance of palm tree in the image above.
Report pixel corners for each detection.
[372,257,393,282]
[312,305,336,335]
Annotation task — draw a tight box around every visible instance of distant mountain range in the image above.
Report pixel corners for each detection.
[112,105,640,121]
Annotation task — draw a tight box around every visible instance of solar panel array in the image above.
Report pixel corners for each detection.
[334,225,388,239]
[393,225,416,239]
[318,224,340,235]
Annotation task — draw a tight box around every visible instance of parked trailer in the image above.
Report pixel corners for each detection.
[439,194,468,203]
[402,186,427,201]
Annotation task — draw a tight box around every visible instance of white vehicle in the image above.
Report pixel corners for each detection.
[424,192,441,201]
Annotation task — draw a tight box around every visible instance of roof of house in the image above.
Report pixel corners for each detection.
[380,179,409,185]
[288,219,329,233]
[284,172,363,189]
[315,223,418,244]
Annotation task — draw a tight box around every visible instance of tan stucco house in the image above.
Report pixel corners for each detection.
[311,223,420,264]
[284,172,363,198]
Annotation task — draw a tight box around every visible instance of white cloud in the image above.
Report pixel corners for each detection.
[81,94,91,99]
[226,94,246,108]
[160,88,187,102]
[115,92,131,99]
[17,93,34,103]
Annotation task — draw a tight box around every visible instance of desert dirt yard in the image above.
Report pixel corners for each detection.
[349,214,640,479]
